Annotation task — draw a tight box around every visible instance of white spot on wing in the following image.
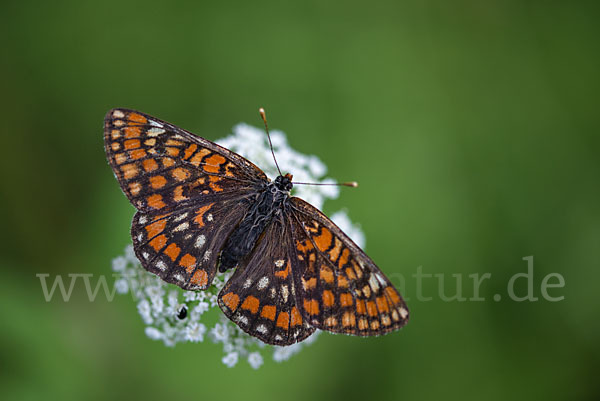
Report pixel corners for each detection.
[147,127,165,136]
[174,222,189,232]
[258,277,269,290]
[399,307,408,319]
[195,235,206,248]
[113,110,125,118]
[174,274,184,282]
[155,260,167,271]
[256,324,268,334]
[275,259,285,268]
[149,120,163,128]
[174,212,188,222]
[142,252,149,259]
[206,214,213,222]
[243,279,252,289]
[270,287,276,298]
[281,285,289,303]
[138,215,147,224]
[368,273,380,292]
[203,250,211,261]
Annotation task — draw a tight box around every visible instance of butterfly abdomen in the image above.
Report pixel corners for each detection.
[219,183,289,272]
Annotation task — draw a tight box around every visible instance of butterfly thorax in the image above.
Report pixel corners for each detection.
[218,174,293,272]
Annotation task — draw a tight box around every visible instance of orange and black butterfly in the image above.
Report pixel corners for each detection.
[104,108,409,346]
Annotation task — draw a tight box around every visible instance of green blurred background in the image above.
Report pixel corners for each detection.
[1,0,598,400]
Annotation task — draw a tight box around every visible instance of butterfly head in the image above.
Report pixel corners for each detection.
[274,173,293,192]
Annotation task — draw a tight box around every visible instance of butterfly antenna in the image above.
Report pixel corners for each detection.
[292,181,359,188]
[259,108,283,177]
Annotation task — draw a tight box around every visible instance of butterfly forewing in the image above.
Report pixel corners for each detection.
[218,215,316,345]
[289,198,409,335]
[104,108,266,212]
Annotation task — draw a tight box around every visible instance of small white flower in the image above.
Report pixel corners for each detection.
[114,278,129,294]
[183,291,198,303]
[112,256,127,272]
[210,322,229,343]
[185,322,206,342]
[247,352,263,369]
[222,352,239,368]
[192,301,210,318]
[137,299,153,325]
[145,327,163,341]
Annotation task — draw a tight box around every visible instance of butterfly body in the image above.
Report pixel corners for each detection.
[104,108,409,346]
[219,174,293,273]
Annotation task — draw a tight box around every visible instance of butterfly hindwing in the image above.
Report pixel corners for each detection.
[289,198,409,335]
[132,194,253,290]
[217,215,316,346]
[104,108,266,213]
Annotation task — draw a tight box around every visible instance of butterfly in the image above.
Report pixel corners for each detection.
[104,108,409,346]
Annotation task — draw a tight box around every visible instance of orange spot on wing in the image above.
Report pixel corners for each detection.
[376,296,390,313]
[297,240,314,253]
[303,299,320,315]
[179,254,196,272]
[301,277,317,290]
[329,237,343,262]
[352,261,363,278]
[190,270,208,287]
[324,317,337,327]
[203,154,226,173]
[290,307,302,326]
[183,144,197,160]
[150,175,167,189]
[189,148,210,166]
[130,148,146,160]
[345,267,357,280]
[340,292,353,307]
[241,295,260,314]
[171,167,190,181]
[173,186,187,202]
[260,305,276,321]
[385,286,401,304]
[166,147,180,157]
[314,228,332,252]
[208,176,223,192]
[149,234,167,252]
[339,248,350,268]
[145,219,166,238]
[366,301,378,317]
[358,318,369,330]
[164,243,181,261]
[128,113,147,124]
[121,163,138,180]
[370,320,380,330]
[338,275,349,288]
[124,139,140,150]
[320,265,334,284]
[342,311,356,327]
[276,311,290,329]
[114,153,127,164]
[322,290,335,307]
[161,157,175,168]
[194,204,213,227]
[221,292,240,311]
[356,299,367,315]
[147,194,166,209]
[124,126,140,138]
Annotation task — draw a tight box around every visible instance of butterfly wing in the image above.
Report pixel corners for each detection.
[289,197,409,335]
[104,108,268,290]
[132,194,253,290]
[104,108,267,212]
[217,214,316,346]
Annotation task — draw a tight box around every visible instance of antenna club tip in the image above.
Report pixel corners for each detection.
[348,181,359,187]
[259,107,265,113]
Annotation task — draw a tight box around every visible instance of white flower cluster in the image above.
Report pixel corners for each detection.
[112,123,365,368]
